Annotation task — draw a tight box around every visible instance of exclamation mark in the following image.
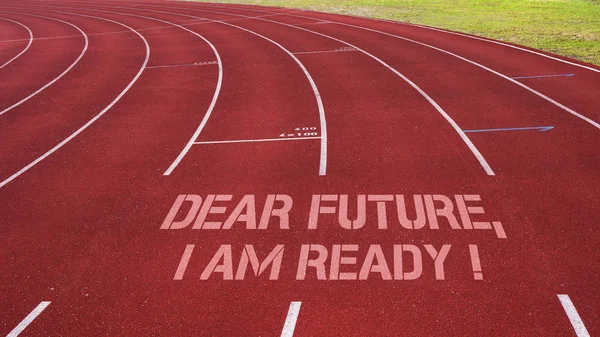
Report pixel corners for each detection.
[469,244,483,280]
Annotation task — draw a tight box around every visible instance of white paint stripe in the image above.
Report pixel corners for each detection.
[281,301,301,337]
[89,10,223,177]
[194,136,321,145]
[0,11,88,117]
[0,17,33,69]
[293,48,356,55]
[189,3,600,73]
[98,5,328,176]
[557,294,590,337]
[307,20,600,129]
[160,6,494,175]
[0,10,150,189]
[7,301,51,337]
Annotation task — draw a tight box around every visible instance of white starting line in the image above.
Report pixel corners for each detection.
[194,136,321,145]
[281,301,302,337]
[558,294,590,337]
[7,301,51,337]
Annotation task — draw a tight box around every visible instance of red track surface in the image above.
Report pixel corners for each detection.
[1,1,598,336]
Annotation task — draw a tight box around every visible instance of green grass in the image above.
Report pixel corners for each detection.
[200,0,600,65]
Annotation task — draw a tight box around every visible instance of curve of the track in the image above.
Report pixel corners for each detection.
[0,11,87,115]
[1,2,598,337]
[0,17,32,69]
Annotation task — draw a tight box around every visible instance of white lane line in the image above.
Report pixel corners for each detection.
[281,301,302,337]
[146,61,217,69]
[0,11,88,117]
[194,136,321,145]
[98,5,328,176]
[0,17,33,69]
[188,3,600,74]
[0,10,150,189]
[293,48,356,55]
[155,5,494,175]
[65,8,223,178]
[183,4,600,129]
[557,294,590,337]
[7,301,51,337]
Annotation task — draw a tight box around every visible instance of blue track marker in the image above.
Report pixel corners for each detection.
[511,74,574,80]
[464,126,554,133]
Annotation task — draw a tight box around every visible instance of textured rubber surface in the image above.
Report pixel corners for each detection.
[0,1,598,336]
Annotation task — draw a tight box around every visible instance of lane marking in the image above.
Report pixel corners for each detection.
[281,301,302,337]
[146,61,217,69]
[293,47,357,55]
[133,4,493,175]
[0,10,150,189]
[511,73,574,80]
[557,294,590,337]
[464,126,554,133]
[0,6,224,178]
[182,4,600,130]
[194,136,321,145]
[0,11,89,117]
[0,17,33,69]
[7,301,51,337]
[96,6,328,176]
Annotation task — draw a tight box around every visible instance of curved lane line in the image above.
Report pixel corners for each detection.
[0,11,88,117]
[134,3,494,175]
[77,5,328,176]
[0,9,149,188]
[50,7,224,177]
[0,17,33,69]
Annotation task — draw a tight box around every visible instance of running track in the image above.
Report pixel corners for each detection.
[0,1,598,336]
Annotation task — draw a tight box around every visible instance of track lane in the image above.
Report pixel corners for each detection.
[0,17,32,69]
[0,11,87,115]
[0,6,220,336]
[0,8,148,187]
[83,6,326,178]
[2,2,328,176]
